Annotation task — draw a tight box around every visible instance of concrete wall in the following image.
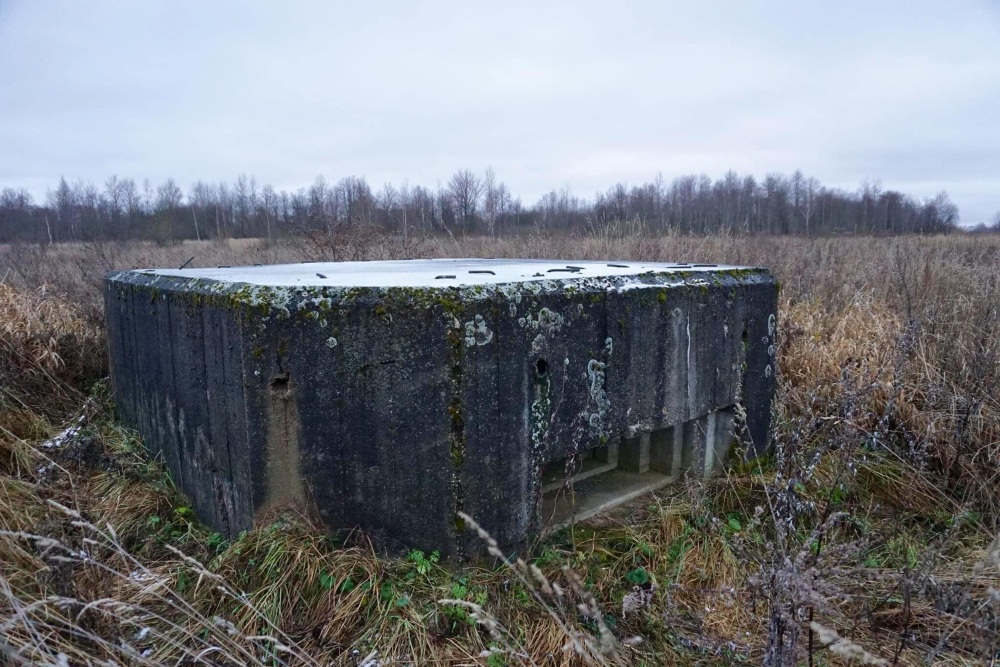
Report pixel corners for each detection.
[105,261,777,556]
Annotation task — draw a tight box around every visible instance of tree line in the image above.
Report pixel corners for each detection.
[0,168,967,245]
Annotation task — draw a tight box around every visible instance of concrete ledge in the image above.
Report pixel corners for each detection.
[540,407,737,530]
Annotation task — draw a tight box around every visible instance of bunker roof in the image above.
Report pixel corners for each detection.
[143,258,753,288]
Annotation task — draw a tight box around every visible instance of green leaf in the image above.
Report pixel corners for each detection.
[626,567,649,586]
[206,532,225,550]
[395,595,409,607]
[319,570,336,591]
[727,515,743,532]
[339,577,356,593]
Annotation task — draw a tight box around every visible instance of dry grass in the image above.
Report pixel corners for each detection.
[1,230,999,665]
[0,283,105,424]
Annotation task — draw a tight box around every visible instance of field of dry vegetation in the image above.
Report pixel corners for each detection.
[1,229,998,666]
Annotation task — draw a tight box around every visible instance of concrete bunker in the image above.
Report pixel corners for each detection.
[104,259,777,556]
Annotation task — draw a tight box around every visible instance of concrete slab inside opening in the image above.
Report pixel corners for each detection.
[104,258,778,556]
[540,408,736,530]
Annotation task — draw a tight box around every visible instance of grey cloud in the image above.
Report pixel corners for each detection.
[1,0,998,222]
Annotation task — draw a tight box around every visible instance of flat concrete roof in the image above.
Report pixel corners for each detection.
[143,258,751,288]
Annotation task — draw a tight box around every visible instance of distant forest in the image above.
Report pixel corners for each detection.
[0,169,965,244]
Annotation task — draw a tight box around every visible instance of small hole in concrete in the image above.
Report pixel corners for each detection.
[535,358,549,378]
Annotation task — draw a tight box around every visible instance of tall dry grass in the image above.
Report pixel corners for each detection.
[0,282,104,425]
[1,229,998,665]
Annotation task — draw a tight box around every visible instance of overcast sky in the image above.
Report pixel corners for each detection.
[1,0,998,224]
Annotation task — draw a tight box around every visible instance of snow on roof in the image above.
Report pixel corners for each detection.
[144,258,749,288]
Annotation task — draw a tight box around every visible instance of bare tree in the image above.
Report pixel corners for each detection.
[411,185,435,232]
[142,178,155,216]
[791,172,819,237]
[307,175,329,228]
[190,181,217,242]
[233,174,255,237]
[155,178,183,243]
[46,177,75,241]
[104,175,123,236]
[399,180,411,241]
[261,184,277,242]
[494,182,511,236]
[120,178,140,225]
[482,166,498,237]
[448,169,482,234]
[378,182,399,231]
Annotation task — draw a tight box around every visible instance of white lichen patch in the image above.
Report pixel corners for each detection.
[584,358,611,434]
[326,337,338,349]
[463,314,494,347]
[521,307,565,333]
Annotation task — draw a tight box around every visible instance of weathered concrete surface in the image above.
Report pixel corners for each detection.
[104,259,778,556]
